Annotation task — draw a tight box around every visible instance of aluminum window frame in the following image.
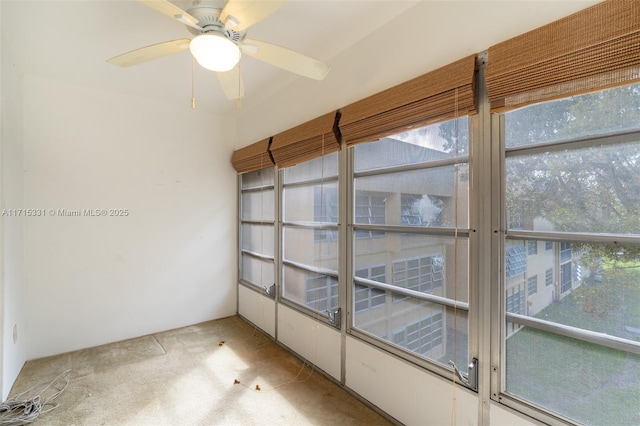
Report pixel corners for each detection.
[346,115,476,384]
[238,171,276,292]
[280,155,341,324]
[493,98,640,424]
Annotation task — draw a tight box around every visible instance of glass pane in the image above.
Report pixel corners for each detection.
[241,190,274,222]
[505,141,640,234]
[283,227,339,272]
[505,83,640,149]
[284,182,338,223]
[282,265,338,313]
[506,327,640,425]
[241,224,274,257]
[504,240,640,343]
[354,164,468,228]
[354,265,387,313]
[283,152,338,184]
[355,233,468,303]
[241,168,274,190]
[241,254,274,288]
[354,117,469,172]
[355,299,468,368]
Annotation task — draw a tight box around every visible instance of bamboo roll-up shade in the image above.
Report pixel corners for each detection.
[231,138,274,174]
[486,0,640,111]
[270,111,340,168]
[340,55,477,147]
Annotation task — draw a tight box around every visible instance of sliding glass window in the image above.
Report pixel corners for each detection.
[281,152,340,316]
[350,118,471,369]
[239,168,275,292]
[500,83,640,425]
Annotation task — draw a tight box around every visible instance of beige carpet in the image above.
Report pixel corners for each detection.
[8,316,392,425]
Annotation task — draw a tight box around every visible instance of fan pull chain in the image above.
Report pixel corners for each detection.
[236,64,242,109]
[191,56,196,109]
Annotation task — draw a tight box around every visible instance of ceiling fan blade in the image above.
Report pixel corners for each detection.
[136,0,201,29]
[107,39,191,68]
[220,0,286,31]
[241,39,330,81]
[217,66,245,100]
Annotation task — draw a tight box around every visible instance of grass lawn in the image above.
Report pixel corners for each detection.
[505,266,640,425]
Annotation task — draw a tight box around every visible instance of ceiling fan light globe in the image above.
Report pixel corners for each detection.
[190,34,240,72]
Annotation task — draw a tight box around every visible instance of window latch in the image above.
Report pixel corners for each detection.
[325,308,341,328]
[448,358,478,391]
[263,283,276,299]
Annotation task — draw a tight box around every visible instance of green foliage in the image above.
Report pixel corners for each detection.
[504,83,640,238]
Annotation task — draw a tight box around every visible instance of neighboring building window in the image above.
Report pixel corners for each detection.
[545,241,553,251]
[527,275,538,296]
[560,242,572,263]
[314,186,338,241]
[305,275,339,313]
[527,240,537,255]
[545,268,553,287]
[354,266,386,312]
[355,192,386,239]
[505,245,526,278]
[560,262,572,293]
[506,288,525,315]
[401,194,444,226]
[392,254,444,302]
[392,312,443,356]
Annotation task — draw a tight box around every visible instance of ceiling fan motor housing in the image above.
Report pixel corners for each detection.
[185,6,243,43]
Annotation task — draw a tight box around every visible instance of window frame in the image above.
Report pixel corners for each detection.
[280,152,342,322]
[493,92,640,424]
[238,169,276,293]
[346,116,475,382]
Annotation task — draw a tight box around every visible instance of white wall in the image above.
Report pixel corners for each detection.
[238,284,276,338]
[23,75,237,359]
[0,33,27,399]
[347,337,478,426]
[278,305,341,381]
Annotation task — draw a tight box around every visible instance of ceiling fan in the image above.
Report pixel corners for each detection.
[107,0,330,100]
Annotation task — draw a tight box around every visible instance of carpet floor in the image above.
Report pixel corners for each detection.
[8,315,392,425]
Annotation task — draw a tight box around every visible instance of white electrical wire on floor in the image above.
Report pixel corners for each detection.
[0,369,71,426]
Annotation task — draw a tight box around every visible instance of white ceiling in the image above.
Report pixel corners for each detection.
[1,0,419,117]
[2,0,600,125]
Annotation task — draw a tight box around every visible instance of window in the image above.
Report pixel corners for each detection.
[527,240,537,256]
[527,275,537,296]
[545,268,553,287]
[392,254,445,302]
[354,266,386,312]
[354,192,386,239]
[506,287,525,315]
[560,242,572,263]
[282,152,340,315]
[392,312,443,357]
[505,245,526,278]
[401,194,444,226]
[314,187,338,241]
[502,83,640,425]
[352,118,470,369]
[305,275,339,313]
[239,168,275,290]
[233,5,640,424]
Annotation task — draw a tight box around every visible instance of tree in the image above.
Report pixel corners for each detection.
[504,83,640,262]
